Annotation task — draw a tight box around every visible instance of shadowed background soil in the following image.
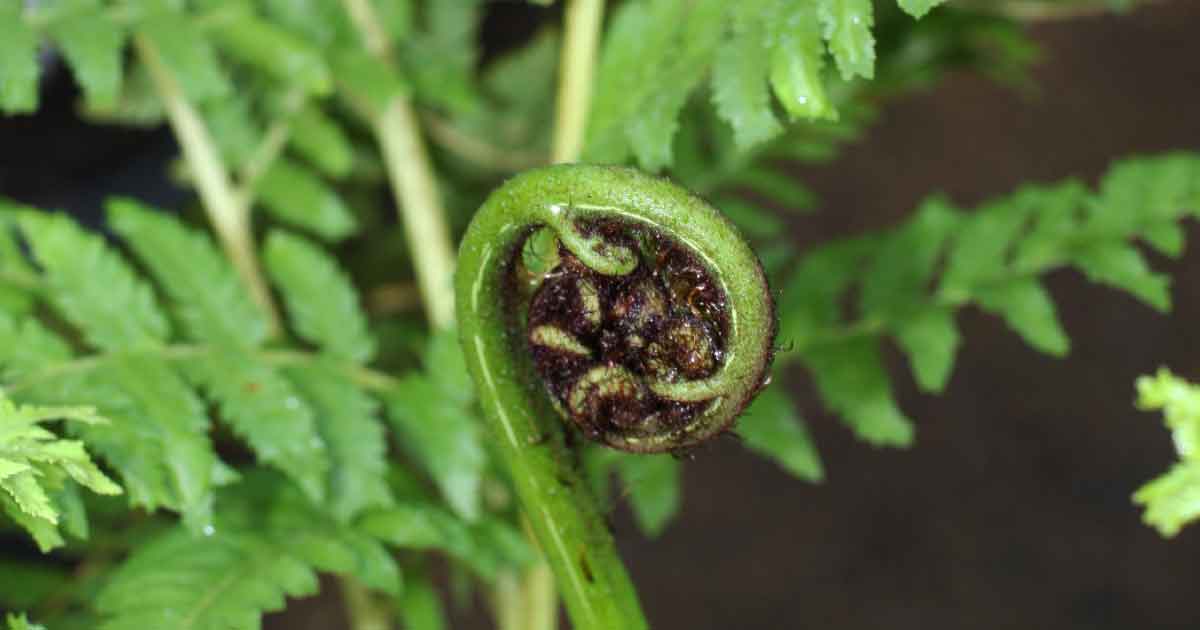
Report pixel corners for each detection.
[2,2,1199,628]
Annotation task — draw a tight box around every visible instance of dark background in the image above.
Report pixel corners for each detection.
[3,2,1200,629]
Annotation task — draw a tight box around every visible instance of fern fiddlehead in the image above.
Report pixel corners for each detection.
[456,164,776,629]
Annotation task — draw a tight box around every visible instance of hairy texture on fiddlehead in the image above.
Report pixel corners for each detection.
[460,165,776,454]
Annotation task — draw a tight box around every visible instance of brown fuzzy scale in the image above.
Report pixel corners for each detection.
[525,219,730,449]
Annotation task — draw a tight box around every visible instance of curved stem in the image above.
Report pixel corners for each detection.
[133,35,282,337]
[458,166,775,629]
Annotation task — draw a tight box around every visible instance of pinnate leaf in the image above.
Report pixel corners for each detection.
[49,9,127,109]
[107,199,268,348]
[1133,369,1200,537]
[737,387,823,481]
[18,211,169,352]
[265,230,374,362]
[0,8,38,113]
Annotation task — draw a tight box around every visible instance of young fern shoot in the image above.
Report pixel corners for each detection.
[456,164,777,629]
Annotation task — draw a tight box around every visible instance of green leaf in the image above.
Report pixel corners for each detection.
[264,230,374,362]
[361,502,532,580]
[185,353,330,502]
[1136,368,1200,460]
[425,328,474,404]
[98,473,401,629]
[897,0,944,18]
[0,314,72,382]
[818,0,876,80]
[96,527,320,630]
[51,356,219,533]
[285,362,394,521]
[208,14,331,94]
[625,2,724,170]
[398,0,480,114]
[331,48,408,118]
[290,105,355,178]
[777,237,877,348]
[139,13,231,103]
[712,0,782,150]
[588,0,724,168]
[1133,369,1200,537]
[726,168,818,211]
[737,386,823,481]
[940,199,1031,297]
[1010,182,1087,270]
[0,560,70,610]
[974,278,1069,356]
[0,8,39,113]
[49,9,126,108]
[396,565,448,630]
[861,196,959,319]
[616,453,681,537]
[227,472,401,595]
[1073,242,1171,312]
[894,307,960,392]
[386,375,484,521]
[715,197,785,240]
[1,492,63,553]
[768,2,835,121]
[5,613,46,630]
[257,158,357,241]
[107,199,269,347]
[202,96,260,168]
[18,211,170,352]
[803,337,914,446]
[1134,462,1200,539]
[0,394,121,551]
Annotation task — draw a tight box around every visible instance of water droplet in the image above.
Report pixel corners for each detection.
[851,15,861,24]
[202,524,215,537]
[798,96,808,105]
[285,397,301,409]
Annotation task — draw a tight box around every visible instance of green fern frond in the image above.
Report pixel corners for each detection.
[96,472,400,630]
[47,6,126,110]
[0,393,121,551]
[18,211,170,352]
[107,199,269,348]
[264,231,375,363]
[184,353,330,503]
[1133,369,1200,537]
[0,6,38,114]
[285,361,395,522]
[778,152,1200,447]
[737,386,824,482]
[5,613,46,630]
[257,158,358,241]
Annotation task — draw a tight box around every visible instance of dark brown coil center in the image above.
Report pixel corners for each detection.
[524,220,729,450]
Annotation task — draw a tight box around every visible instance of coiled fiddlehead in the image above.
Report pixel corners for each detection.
[456,164,775,629]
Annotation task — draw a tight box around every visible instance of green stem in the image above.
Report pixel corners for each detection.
[133,35,282,337]
[551,0,605,164]
[341,578,393,630]
[5,344,400,398]
[374,100,458,328]
[340,0,456,330]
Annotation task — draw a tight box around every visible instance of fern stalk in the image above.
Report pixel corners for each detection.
[132,35,281,336]
[552,0,605,163]
[341,0,456,330]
